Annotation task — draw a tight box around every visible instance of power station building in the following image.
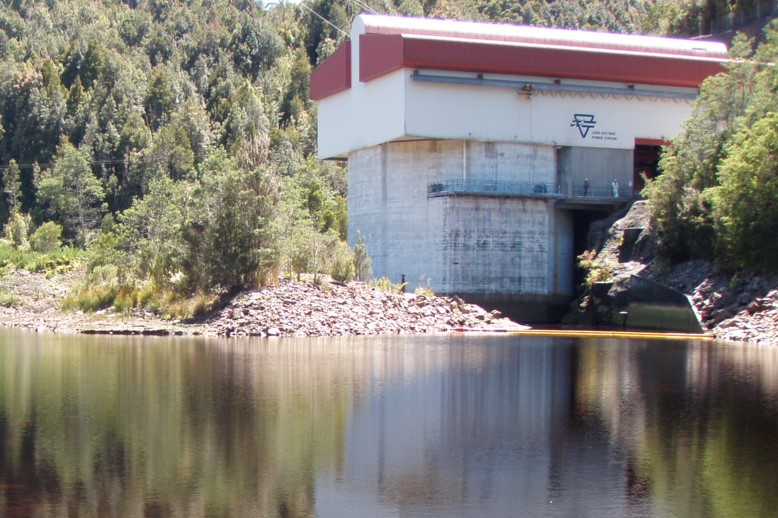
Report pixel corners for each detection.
[311,14,728,321]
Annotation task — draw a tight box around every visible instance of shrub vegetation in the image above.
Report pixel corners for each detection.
[644,26,778,273]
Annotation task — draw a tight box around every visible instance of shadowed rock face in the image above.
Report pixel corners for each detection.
[568,200,778,344]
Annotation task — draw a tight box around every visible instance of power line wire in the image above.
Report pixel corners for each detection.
[298,2,349,37]
[347,0,378,15]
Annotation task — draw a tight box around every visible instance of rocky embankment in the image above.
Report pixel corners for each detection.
[0,271,526,337]
[578,200,778,345]
[646,261,778,344]
[206,278,525,337]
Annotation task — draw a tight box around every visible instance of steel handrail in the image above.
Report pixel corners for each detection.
[428,179,631,200]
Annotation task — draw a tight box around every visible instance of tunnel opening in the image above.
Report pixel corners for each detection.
[571,209,612,292]
[633,142,663,193]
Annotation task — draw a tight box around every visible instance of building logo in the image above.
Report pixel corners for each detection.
[571,114,597,138]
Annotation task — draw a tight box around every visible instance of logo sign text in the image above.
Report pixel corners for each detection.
[571,114,597,138]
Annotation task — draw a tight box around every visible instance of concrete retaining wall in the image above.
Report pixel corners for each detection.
[348,140,573,316]
[439,196,550,294]
[626,275,704,333]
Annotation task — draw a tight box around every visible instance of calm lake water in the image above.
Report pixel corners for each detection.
[1,330,777,517]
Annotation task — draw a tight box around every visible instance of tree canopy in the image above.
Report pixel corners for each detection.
[644,23,778,273]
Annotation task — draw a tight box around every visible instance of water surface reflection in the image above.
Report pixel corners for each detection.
[0,331,776,517]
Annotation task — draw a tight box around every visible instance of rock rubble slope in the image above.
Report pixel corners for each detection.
[0,271,526,337]
[648,262,778,344]
[207,278,526,337]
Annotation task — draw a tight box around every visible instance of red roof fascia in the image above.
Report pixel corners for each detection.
[635,138,670,147]
[360,33,405,82]
[359,33,725,89]
[310,41,351,101]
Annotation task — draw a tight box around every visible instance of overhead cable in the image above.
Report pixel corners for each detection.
[347,0,378,15]
[298,2,349,37]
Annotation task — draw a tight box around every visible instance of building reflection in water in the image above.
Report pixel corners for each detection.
[317,337,639,516]
[317,337,778,518]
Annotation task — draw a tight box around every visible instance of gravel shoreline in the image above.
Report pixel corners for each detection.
[0,271,527,337]
[3,254,776,344]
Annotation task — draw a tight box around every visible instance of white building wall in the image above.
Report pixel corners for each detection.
[317,68,695,159]
[317,70,407,159]
[404,75,691,150]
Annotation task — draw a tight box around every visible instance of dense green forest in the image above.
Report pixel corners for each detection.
[644,23,778,273]
[0,0,771,316]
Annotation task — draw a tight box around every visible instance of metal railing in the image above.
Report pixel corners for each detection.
[566,184,629,199]
[428,179,632,201]
[428,180,559,198]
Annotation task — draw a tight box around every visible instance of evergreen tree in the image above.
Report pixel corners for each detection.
[2,159,21,212]
[710,113,778,271]
[37,140,106,245]
[183,150,279,291]
[645,23,778,272]
[643,33,758,263]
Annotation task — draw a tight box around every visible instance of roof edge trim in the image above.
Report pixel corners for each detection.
[310,41,351,101]
[363,34,724,88]
[356,14,728,60]
[360,33,404,83]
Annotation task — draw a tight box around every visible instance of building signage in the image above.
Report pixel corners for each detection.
[570,113,617,142]
[571,114,597,138]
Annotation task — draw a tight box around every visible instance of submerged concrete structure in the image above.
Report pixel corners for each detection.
[311,15,728,322]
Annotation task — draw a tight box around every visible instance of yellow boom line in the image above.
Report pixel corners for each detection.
[455,328,713,341]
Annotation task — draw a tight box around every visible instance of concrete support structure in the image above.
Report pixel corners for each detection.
[349,140,570,320]
[312,15,728,322]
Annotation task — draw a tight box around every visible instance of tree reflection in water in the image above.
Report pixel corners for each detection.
[0,331,777,517]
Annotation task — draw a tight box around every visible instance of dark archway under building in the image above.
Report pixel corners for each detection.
[633,139,665,194]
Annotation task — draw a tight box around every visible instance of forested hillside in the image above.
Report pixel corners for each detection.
[0,0,751,316]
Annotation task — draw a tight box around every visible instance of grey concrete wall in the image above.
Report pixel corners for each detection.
[551,209,574,296]
[438,196,550,295]
[349,140,459,289]
[557,147,633,197]
[348,139,570,316]
[464,141,556,183]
